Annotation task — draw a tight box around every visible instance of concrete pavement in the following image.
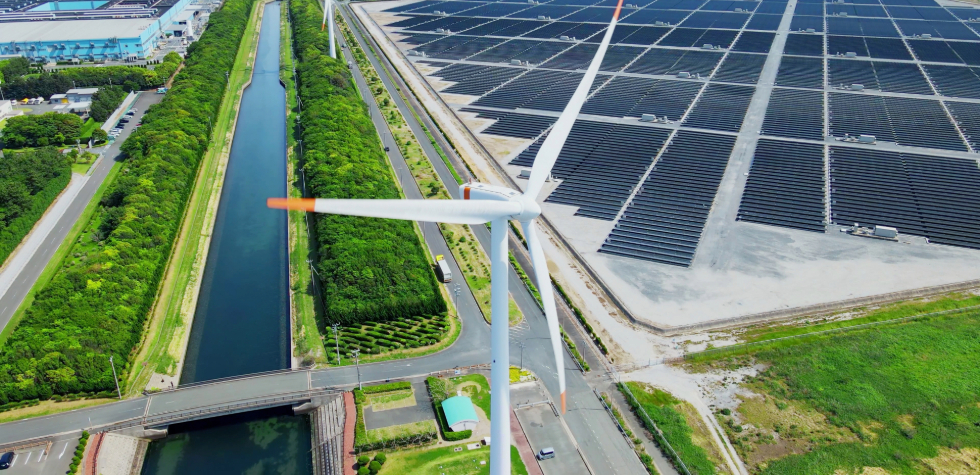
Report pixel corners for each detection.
[0,92,165,334]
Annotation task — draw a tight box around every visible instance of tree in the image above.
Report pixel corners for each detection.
[368,461,381,473]
[373,453,386,464]
[0,57,30,82]
[92,129,108,144]
[90,86,126,122]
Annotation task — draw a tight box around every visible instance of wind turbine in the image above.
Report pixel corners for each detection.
[320,0,336,59]
[270,1,625,472]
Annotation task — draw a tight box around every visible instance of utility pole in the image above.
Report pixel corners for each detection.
[109,355,122,399]
[332,323,341,365]
[352,349,362,390]
[225,71,229,83]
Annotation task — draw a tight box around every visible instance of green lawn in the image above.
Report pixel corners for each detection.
[718,309,980,474]
[78,118,101,141]
[378,444,528,475]
[450,374,491,421]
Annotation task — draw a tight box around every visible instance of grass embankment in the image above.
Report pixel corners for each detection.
[338,12,522,326]
[619,382,720,475]
[687,293,980,363]
[692,303,980,474]
[126,0,266,393]
[600,392,662,475]
[378,444,529,475]
[280,0,327,368]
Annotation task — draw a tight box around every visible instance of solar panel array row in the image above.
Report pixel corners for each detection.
[435,64,526,95]
[474,69,606,111]
[761,88,825,140]
[581,76,702,119]
[599,131,736,266]
[509,122,671,219]
[459,107,556,138]
[829,147,980,249]
[684,83,754,132]
[738,140,827,232]
[828,93,967,151]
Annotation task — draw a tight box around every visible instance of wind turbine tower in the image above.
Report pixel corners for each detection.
[272,0,625,472]
[321,0,336,58]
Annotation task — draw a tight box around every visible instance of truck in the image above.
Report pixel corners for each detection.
[435,254,452,283]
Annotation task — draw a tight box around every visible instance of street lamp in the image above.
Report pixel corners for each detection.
[331,323,341,365]
[453,282,460,311]
[109,355,122,399]
[351,349,362,390]
[519,342,525,372]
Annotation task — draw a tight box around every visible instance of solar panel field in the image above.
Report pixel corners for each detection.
[358,0,980,326]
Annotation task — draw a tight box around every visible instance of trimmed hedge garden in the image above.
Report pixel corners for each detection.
[327,314,450,356]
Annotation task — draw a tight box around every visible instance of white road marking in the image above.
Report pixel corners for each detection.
[59,442,69,458]
[11,454,17,465]
[37,451,43,462]
[22,452,30,465]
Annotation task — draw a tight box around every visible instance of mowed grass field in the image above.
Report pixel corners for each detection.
[713,308,980,474]
[378,444,528,475]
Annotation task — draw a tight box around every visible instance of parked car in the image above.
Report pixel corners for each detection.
[537,447,555,460]
[0,451,13,469]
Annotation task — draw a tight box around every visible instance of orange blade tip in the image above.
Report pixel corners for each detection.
[561,392,566,414]
[267,198,316,211]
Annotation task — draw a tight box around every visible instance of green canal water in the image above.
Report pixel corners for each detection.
[142,3,312,473]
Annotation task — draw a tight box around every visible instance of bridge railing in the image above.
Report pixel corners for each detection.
[150,367,307,393]
[96,387,344,433]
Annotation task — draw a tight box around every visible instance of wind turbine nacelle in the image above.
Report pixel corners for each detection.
[459,182,519,202]
[459,183,540,221]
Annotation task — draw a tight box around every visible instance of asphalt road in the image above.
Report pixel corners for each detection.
[0,92,164,334]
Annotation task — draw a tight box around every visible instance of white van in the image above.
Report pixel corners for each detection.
[537,447,555,460]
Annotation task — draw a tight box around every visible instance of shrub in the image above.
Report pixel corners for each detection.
[356,455,369,466]
[0,0,256,405]
[361,381,411,394]
[368,461,381,473]
[373,453,386,464]
[357,467,369,475]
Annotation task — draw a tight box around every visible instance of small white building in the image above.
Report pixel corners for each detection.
[66,87,99,103]
[441,395,479,432]
[50,93,68,104]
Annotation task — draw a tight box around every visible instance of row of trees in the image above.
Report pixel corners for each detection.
[0,53,182,99]
[0,57,31,84]
[0,148,72,264]
[89,86,127,122]
[0,0,254,404]
[289,0,446,325]
[1,113,84,148]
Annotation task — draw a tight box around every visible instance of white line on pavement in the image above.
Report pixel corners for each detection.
[11,454,17,465]
[37,450,43,462]
[59,442,68,458]
[22,452,30,465]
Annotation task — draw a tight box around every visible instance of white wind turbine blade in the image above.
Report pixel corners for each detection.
[267,198,521,225]
[524,0,626,200]
[521,220,567,413]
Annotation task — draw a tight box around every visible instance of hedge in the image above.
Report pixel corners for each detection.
[361,381,411,394]
[0,148,72,265]
[0,0,256,405]
[288,0,445,326]
[0,52,182,99]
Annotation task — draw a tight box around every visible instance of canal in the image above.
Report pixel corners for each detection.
[142,2,312,473]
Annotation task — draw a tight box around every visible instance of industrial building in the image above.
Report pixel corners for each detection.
[0,0,194,61]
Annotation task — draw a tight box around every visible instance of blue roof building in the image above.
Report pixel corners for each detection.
[442,395,479,432]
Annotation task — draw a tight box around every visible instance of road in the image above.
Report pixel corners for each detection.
[338,5,647,474]
[0,92,164,334]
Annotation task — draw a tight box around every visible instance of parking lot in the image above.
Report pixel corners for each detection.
[511,382,589,475]
[1,433,78,475]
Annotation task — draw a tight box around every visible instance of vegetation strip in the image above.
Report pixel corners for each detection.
[0,55,180,99]
[127,0,269,393]
[619,382,716,475]
[0,0,257,405]
[0,148,72,267]
[600,392,661,475]
[687,298,980,363]
[290,0,445,329]
[700,306,980,474]
[280,1,328,368]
